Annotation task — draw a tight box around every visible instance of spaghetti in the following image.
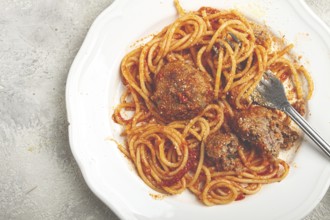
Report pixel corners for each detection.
[112,1,313,205]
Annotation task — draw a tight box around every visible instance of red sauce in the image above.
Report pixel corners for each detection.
[279,71,290,81]
[258,167,272,176]
[198,7,220,14]
[161,149,198,187]
[235,193,245,201]
[198,7,221,30]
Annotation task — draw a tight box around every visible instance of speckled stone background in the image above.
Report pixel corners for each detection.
[0,0,329,219]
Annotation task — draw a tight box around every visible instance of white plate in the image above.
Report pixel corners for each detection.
[66,0,330,219]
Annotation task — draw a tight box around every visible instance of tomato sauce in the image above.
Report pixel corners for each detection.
[161,149,199,187]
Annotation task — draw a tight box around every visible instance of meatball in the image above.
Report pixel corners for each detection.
[281,125,299,149]
[205,132,243,172]
[152,61,213,122]
[231,106,298,157]
[292,99,306,116]
[231,106,282,157]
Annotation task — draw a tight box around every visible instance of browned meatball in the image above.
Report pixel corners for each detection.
[231,106,282,157]
[281,125,299,149]
[205,132,243,172]
[152,61,213,122]
[292,99,306,116]
[231,106,298,157]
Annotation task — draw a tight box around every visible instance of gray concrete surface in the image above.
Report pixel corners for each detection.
[0,0,329,219]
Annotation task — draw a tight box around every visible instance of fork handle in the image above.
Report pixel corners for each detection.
[282,103,330,158]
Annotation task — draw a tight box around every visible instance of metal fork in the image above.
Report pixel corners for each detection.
[251,70,330,158]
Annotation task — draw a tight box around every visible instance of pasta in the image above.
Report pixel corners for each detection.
[112,1,313,205]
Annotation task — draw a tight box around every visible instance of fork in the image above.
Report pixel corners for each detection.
[251,70,330,158]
